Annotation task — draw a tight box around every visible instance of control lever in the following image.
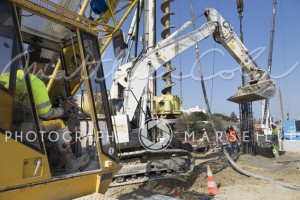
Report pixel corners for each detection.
[62,96,90,118]
[33,159,41,176]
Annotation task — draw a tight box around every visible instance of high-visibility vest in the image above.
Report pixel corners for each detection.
[0,72,10,89]
[272,129,278,136]
[0,70,52,116]
[229,130,237,142]
[0,71,26,102]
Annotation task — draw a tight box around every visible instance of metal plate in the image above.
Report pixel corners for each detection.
[227,79,276,103]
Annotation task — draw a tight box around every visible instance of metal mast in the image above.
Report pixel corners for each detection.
[279,87,284,124]
[236,0,255,155]
[262,0,277,128]
[144,0,157,111]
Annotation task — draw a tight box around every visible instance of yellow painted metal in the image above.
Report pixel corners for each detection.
[99,0,138,54]
[11,0,137,52]
[0,90,13,131]
[25,0,115,29]
[46,59,61,92]
[23,157,43,179]
[0,175,95,199]
[153,94,183,116]
[79,0,90,16]
[114,3,131,15]
[0,171,118,199]
[0,5,52,187]
[68,0,138,96]
[96,0,119,23]
[10,0,98,35]
[47,44,92,102]
[76,28,120,173]
[42,0,115,29]
[62,43,82,92]
[0,131,119,197]
[106,0,118,26]
[13,0,46,149]
[97,33,111,39]
[1,1,122,199]
[76,28,103,160]
[38,0,95,26]
[76,94,104,115]
[41,119,66,129]
[0,134,51,190]
[0,31,120,199]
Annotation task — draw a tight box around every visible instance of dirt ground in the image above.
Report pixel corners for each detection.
[106,148,300,200]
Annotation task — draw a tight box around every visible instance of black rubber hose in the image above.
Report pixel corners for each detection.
[220,143,300,191]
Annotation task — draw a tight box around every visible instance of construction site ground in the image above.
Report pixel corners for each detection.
[106,148,300,200]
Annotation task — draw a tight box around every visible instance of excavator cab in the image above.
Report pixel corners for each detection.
[0,1,120,199]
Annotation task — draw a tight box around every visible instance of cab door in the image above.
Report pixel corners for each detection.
[0,1,51,191]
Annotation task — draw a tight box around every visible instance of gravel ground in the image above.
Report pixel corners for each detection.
[106,148,300,200]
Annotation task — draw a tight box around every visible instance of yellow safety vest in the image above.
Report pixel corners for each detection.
[0,70,52,116]
[0,72,10,89]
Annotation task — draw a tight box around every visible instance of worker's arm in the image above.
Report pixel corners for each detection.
[40,107,65,120]
[236,132,239,140]
[41,96,77,119]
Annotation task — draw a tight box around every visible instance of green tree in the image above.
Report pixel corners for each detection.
[173,112,207,137]
[212,113,230,121]
[191,111,207,121]
[230,112,238,123]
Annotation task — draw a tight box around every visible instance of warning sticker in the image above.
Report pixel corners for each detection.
[229,43,236,51]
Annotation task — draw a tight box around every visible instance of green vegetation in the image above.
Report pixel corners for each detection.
[173,111,240,138]
[230,112,238,123]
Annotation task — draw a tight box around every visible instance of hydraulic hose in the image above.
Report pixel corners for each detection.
[220,143,300,191]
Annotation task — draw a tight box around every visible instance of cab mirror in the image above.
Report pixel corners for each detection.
[112,29,128,60]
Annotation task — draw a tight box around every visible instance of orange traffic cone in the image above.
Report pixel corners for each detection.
[173,187,181,198]
[207,165,219,195]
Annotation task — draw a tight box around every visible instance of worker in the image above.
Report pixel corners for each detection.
[0,50,90,172]
[228,126,239,157]
[271,124,279,158]
[225,126,230,134]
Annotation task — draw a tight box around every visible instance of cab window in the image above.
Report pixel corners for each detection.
[0,1,42,152]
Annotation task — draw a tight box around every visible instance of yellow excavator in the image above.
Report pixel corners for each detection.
[0,0,138,199]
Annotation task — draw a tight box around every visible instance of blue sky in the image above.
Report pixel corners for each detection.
[102,0,300,121]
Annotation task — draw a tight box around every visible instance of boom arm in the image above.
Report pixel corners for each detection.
[111,8,275,121]
[205,8,264,80]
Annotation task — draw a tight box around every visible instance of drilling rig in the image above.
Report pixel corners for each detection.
[110,6,275,185]
[152,0,182,123]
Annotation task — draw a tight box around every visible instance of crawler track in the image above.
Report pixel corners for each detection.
[110,149,194,187]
